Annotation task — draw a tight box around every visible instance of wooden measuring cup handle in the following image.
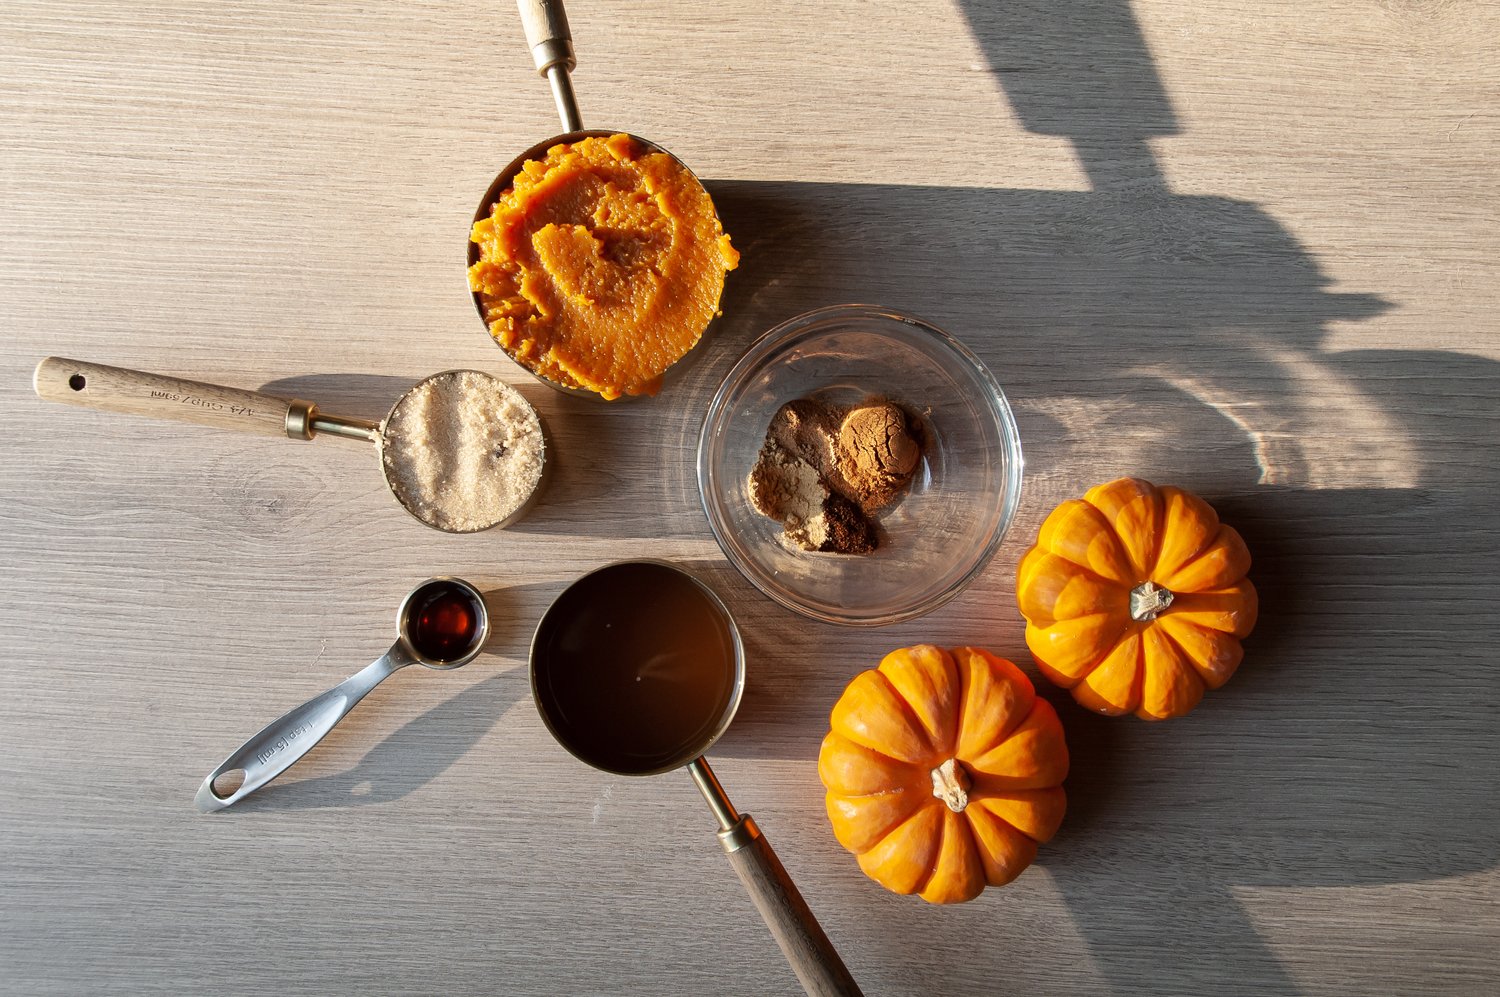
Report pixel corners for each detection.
[721,815,865,997]
[515,0,582,132]
[34,357,315,439]
[517,0,575,74]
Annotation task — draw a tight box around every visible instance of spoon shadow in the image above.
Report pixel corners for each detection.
[230,667,528,811]
[210,583,542,813]
[258,373,419,423]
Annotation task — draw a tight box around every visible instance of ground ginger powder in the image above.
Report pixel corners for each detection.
[468,133,738,400]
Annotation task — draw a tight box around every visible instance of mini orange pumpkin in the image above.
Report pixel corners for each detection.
[1016,477,1258,720]
[818,645,1068,904]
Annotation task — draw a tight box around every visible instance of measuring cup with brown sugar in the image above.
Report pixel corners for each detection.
[33,358,546,533]
[466,0,738,401]
[531,561,863,997]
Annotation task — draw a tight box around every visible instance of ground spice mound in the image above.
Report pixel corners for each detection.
[748,396,922,554]
[836,401,922,512]
[468,133,738,400]
[380,371,545,532]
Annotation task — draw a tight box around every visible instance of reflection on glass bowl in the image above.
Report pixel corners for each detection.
[697,304,1023,626]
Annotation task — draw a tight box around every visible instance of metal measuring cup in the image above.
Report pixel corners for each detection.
[466,0,725,397]
[195,576,490,812]
[33,357,544,533]
[530,561,863,997]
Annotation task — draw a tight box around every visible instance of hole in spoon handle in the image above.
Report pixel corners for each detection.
[209,769,246,799]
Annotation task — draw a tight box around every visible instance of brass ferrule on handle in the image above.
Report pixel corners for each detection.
[287,402,380,443]
[284,400,317,440]
[531,37,575,75]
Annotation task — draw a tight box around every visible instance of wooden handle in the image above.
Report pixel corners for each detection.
[721,816,864,997]
[34,357,305,439]
[516,0,575,74]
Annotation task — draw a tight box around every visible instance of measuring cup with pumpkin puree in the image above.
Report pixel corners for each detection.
[466,1,738,401]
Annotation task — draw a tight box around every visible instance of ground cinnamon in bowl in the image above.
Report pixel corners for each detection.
[748,397,923,554]
[835,401,923,513]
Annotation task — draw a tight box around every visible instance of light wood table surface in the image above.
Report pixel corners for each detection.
[3,2,1496,994]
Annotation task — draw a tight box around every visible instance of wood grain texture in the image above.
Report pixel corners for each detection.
[33,356,305,438]
[722,817,864,996]
[2,1,1497,995]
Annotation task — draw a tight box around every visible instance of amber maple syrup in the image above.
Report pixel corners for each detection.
[408,581,483,662]
[533,562,739,774]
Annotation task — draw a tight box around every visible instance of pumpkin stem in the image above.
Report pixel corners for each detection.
[1129,580,1175,621]
[930,758,971,813]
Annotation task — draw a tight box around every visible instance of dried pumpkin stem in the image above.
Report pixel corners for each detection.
[1130,580,1175,621]
[930,758,971,813]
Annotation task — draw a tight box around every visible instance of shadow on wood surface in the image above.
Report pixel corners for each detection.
[694,0,1500,993]
[235,7,1496,990]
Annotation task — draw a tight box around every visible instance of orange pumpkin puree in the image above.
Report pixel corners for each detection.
[468,133,738,399]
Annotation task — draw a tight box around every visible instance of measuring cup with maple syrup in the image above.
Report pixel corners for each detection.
[530,561,863,995]
[195,577,489,812]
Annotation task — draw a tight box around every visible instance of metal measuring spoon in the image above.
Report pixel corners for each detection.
[33,358,545,533]
[530,561,863,997]
[194,577,490,812]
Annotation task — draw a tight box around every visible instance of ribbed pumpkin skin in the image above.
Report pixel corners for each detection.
[1016,477,1259,720]
[818,645,1068,904]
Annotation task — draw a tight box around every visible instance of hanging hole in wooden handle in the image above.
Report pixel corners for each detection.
[69,374,85,390]
[210,769,246,799]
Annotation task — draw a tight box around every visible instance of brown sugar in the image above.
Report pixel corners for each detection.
[748,396,922,554]
[468,133,738,400]
[380,371,545,532]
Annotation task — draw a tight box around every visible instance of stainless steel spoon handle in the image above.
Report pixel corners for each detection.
[516,0,582,131]
[194,648,412,812]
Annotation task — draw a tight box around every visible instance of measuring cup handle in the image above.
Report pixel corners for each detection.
[34,357,316,440]
[517,0,575,74]
[720,815,865,997]
[193,651,409,812]
[516,0,582,131]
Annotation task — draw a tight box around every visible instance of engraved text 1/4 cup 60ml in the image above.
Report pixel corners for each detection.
[194,577,490,812]
[33,358,546,533]
[530,560,863,997]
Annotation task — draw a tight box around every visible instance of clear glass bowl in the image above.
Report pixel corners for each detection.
[697,304,1023,626]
